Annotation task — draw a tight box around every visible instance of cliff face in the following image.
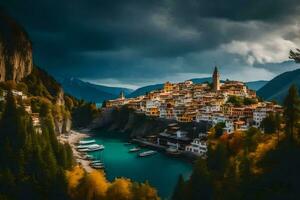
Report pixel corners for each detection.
[0,12,33,82]
[91,107,210,137]
[90,108,169,137]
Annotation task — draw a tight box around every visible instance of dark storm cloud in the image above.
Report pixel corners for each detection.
[2,0,300,87]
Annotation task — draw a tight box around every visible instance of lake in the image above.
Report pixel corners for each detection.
[87,130,193,199]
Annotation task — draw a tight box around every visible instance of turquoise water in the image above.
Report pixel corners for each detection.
[87,131,193,199]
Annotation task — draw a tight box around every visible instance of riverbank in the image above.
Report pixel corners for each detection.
[58,130,94,172]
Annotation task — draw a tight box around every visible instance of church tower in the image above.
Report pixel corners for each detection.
[212,66,220,91]
[119,91,125,99]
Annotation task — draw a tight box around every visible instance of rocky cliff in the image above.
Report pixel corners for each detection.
[0,12,33,82]
[90,107,210,137]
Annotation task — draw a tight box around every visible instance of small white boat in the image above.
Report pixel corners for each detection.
[90,162,104,167]
[129,147,141,152]
[77,144,93,149]
[124,142,132,145]
[92,165,105,169]
[139,150,157,157]
[79,139,96,145]
[78,148,89,152]
[86,144,105,152]
[91,162,104,166]
[91,160,103,164]
[78,144,104,152]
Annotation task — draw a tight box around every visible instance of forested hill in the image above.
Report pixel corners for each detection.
[0,11,96,199]
[172,84,300,200]
[257,68,300,103]
[0,11,160,200]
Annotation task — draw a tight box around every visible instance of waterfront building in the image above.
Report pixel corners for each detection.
[185,138,208,156]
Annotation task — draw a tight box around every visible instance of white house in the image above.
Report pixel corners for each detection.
[253,107,268,128]
[223,120,234,134]
[185,138,208,156]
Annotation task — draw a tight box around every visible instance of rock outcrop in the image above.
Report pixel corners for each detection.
[0,12,33,82]
[91,107,210,137]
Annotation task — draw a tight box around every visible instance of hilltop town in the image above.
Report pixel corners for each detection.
[107,67,282,133]
[105,67,283,156]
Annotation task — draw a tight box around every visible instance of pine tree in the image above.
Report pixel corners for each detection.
[187,159,213,200]
[172,174,185,200]
[283,84,300,140]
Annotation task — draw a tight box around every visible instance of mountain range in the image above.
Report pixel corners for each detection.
[59,77,133,103]
[257,68,300,103]
[59,77,268,102]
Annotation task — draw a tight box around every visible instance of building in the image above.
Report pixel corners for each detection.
[185,138,208,156]
[212,66,220,91]
[105,66,282,133]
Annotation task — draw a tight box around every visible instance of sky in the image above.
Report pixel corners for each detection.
[2,0,300,89]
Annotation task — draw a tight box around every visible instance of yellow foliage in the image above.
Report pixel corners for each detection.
[106,178,132,200]
[84,170,110,200]
[66,167,160,200]
[249,134,279,174]
[66,166,85,190]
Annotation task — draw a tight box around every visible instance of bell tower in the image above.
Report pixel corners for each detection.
[212,66,220,91]
[119,91,125,99]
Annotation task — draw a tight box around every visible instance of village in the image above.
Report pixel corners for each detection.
[106,67,283,157]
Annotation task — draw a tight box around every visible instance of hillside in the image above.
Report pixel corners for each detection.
[257,68,300,102]
[128,83,164,98]
[60,77,133,103]
[245,80,268,91]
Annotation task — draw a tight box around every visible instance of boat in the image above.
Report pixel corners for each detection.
[138,150,157,157]
[78,148,89,152]
[78,139,96,145]
[78,144,105,152]
[90,162,104,167]
[129,147,141,152]
[91,160,103,164]
[77,144,93,149]
[124,142,132,145]
[91,165,105,169]
[86,144,105,152]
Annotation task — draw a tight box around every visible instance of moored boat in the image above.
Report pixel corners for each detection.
[90,162,104,167]
[91,160,103,164]
[78,144,105,152]
[77,144,93,149]
[129,147,141,152]
[139,150,157,157]
[86,144,105,152]
[91,164,105,169]
[78,139,96,145]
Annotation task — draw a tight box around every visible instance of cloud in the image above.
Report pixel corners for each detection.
[2,0,300,87]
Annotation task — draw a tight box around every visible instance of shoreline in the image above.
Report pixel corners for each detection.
[58,129,94,172]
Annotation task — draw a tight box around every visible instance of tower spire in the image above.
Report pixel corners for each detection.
[212,66,220,91]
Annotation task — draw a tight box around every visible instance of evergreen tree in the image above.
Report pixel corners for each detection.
[187,159,213,200]
[172,175,186,200]
[283,84,300,139]
[261,113,276,134]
